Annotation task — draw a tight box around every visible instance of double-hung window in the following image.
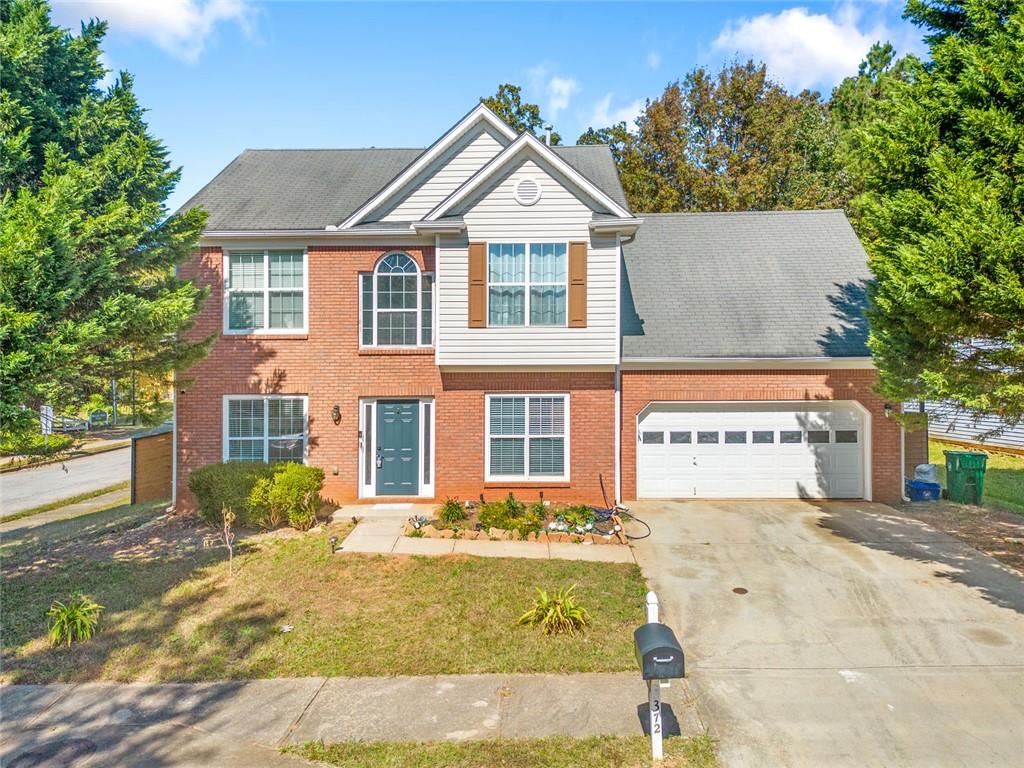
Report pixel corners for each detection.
[224,396,307,463]
[487,242,567,326]
[360,252,433,346]
[486,394,568,480]
[225,249,307,333]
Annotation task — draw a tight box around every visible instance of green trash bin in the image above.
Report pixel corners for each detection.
[943,450,988,505]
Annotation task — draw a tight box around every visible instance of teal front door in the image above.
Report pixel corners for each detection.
[376,401,419,496]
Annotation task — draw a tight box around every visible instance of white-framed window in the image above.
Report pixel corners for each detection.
[485,394,569,481]
[359,252,433,346]
[487,242,567,327]
[223,395,308,463]
[223,249,308,334]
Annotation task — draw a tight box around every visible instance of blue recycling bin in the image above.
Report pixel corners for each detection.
[906,479,941,502]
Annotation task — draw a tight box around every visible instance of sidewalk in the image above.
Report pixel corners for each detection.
[0,488,130,535]
[2,673,703,767]
[336,504,637,564]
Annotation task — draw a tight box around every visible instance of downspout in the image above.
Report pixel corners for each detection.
[614,233,623,504]
[900,423,909,502]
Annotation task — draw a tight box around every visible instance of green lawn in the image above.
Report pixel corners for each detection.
[288,734,717,768]
[2,505,647,683]
[929,440,1024,515]
[0,481,130,523]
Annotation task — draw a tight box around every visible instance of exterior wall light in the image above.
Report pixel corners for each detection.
[884,403,894,419]
[331,404,341,424]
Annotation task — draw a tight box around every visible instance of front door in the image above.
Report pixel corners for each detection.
[376,401,419,496]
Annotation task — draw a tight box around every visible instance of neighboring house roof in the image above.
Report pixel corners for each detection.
[621,210,872,360]
[180,145,627,231]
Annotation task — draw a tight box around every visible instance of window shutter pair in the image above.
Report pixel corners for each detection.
[467,241,587,328]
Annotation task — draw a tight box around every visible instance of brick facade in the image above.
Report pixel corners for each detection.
[175,245,615,509]
[619,368,905,503]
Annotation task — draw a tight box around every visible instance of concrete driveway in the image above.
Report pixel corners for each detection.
[630,500,1024,768]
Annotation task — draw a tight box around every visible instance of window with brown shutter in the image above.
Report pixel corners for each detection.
[468,241,486,327]
[568,241,587,327]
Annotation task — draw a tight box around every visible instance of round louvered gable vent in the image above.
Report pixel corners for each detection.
[514,177,542,206]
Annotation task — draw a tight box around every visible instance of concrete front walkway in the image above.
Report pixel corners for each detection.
[335,504,636,563]
[1,672,702,767]
[630,499,1024,768]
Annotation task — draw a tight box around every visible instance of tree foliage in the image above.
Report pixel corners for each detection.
[577,61,843,212]
[855,0,1024,422]
[0,0,209,430]
[481,83,561,145]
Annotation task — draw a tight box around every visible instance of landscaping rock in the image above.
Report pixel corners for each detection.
[421,524,440,538]
[488,527,508,541]
[437,528,454,539]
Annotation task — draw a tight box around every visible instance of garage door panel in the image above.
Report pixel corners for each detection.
[637,403,865,500]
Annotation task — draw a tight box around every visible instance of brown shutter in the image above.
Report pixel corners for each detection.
[468,242,486,328]
[568,241,587,328]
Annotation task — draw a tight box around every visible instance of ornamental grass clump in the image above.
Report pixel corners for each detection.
[518,584,590,636]
[438,498,468,526]
[47,593,104,647]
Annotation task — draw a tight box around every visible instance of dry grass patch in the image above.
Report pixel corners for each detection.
[289,734,717,768]
[2,508,646,683]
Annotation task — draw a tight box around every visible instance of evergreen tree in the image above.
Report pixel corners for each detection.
[0,0,209,431]
[856,0,1024,422]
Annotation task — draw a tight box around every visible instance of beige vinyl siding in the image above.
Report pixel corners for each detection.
[436,156,619,366]
[380,126,507,222]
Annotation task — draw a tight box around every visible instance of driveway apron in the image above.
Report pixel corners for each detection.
[629,499,1024,768]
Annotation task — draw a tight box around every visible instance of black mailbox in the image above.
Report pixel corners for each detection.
[634,622,685,680]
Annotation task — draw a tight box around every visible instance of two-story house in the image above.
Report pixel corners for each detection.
[174,104,921,509]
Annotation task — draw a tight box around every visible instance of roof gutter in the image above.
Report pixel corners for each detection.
[412,219,466,235]
[590,217,643,235]
[620,356,876,370]
[203,228,424,239]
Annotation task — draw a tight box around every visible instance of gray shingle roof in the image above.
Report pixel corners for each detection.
[180,145,626,231]
[621,210,872,359]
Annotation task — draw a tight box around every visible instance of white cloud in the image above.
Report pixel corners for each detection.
[589,93,644,128]
[527,66,579,121]
[52,0,254,63]
[713,2,893,91]
[646,51,661,70]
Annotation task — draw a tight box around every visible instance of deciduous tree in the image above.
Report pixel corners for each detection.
[481,83,561,145]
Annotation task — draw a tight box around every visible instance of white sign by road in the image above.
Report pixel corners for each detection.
[40,405,54,436]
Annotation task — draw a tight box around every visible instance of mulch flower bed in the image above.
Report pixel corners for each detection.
[403,496,628,545]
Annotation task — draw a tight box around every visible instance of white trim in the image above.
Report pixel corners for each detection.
[358,397,435,499]
[621,357,876,370]
[900,424,909,502]
[633,399,872,501]
[222,247,309,336]
[206,229,420,239]
[440,364,616,372]
[484,241,569,329]
[424,132,633,222]
[339,104,517,229]
[434,234,441,367]
[221,394,309,463]
[412,219,465,234]
[358,252,434,348]
[484,393,570,482]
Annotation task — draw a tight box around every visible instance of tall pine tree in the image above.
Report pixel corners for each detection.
[0,0,210,432]
[856,0,1024,422]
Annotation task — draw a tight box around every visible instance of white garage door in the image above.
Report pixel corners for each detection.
[637,403,866,499]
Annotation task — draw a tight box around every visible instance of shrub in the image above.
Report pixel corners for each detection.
[248,462,326,531]
[518,585,590,635]
[47,593,104,646]
[561,505,596,529]
[189,462,276,527]
[479,493,525,530]
[0,429,74,457]
[438,498,468,526]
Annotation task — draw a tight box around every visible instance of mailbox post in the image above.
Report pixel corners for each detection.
[634,591,685,762]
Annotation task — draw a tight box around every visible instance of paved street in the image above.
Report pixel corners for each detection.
[1,672,702,767]
[630,499,1024,768]
[0,448,130,516]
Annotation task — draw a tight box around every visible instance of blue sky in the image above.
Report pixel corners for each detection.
[52,1,926,213]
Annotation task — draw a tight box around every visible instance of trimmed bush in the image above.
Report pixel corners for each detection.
[188,462,276,527]
[248,462,326,531]
[0,429,74,457]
